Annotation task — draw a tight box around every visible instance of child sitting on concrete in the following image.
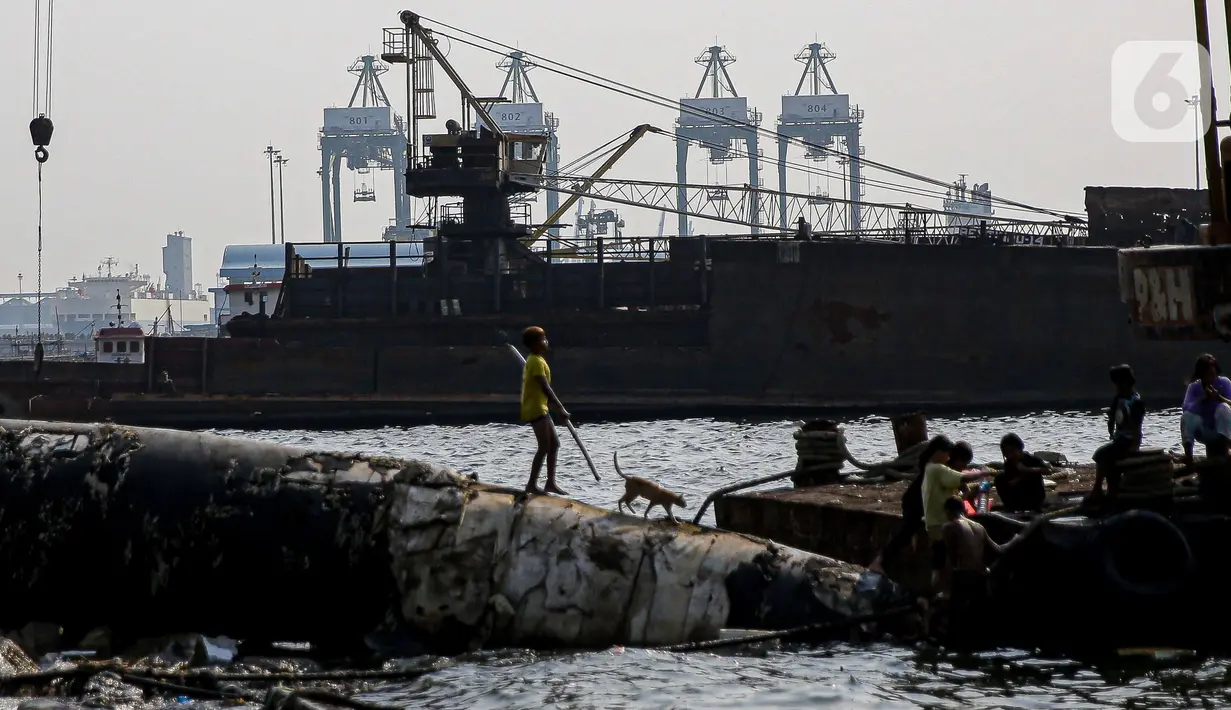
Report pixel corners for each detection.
[995,434,1050,513]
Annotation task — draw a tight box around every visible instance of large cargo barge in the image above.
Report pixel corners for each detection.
[0,228,1210,429]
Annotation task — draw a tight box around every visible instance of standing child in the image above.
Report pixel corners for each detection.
[521,326,571,496]
[869,441,974,575]
[919,436,987,588]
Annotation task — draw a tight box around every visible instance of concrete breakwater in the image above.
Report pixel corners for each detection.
[0,419,911,653]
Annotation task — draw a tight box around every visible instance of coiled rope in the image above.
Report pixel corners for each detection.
[794,425,929,482]
[694,426,934,520]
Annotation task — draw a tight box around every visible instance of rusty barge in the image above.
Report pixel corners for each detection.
[0,184,1214,429]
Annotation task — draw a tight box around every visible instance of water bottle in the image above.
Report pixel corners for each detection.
[976,478,991,514]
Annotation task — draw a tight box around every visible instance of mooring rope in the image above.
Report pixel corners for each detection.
[795,427,929,476]
[694,432,931,522]
[840,437,930,474]
[987,504,1082,575]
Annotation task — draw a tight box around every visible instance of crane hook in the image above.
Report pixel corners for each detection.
[30,115,53,164]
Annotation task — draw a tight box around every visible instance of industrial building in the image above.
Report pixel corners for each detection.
[161,231,194,300]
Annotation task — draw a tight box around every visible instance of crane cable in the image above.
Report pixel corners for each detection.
[30,0,56,362]
[423,18,1080,222]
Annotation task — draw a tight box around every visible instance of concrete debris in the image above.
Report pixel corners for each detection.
[0,638,39,676]
[192,636,238,667]
[81,671,145,705]
[119,633,238,666]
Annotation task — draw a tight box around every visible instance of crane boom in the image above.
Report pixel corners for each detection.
[524,124,662,246]
[510,173,1086,245]
[400,12,506,144]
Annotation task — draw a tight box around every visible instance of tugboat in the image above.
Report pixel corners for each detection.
[93,291,145,365]
[93,324,145,365]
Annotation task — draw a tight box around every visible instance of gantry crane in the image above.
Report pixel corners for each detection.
[319,55,415,243]
[380,10,552,315]
[381,13,1084,274]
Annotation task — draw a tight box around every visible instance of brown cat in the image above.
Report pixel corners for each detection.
[614,452,688,523]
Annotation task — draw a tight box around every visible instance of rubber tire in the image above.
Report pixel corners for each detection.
[1090,509,1193,600]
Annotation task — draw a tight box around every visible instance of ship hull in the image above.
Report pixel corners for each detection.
[0,240,1204,428]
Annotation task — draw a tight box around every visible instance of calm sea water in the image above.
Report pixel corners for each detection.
[213,407,1231,709]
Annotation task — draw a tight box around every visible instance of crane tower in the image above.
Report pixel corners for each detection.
[776,42,865,232]
[319,55,416,243]
[478,51,562,242]
[675,45,762,237]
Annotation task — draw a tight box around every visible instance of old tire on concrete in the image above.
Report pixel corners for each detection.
[1091,509,1193,600]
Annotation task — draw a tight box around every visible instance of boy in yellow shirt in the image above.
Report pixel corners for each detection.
[521,326,571,495]
[918,436,987,587]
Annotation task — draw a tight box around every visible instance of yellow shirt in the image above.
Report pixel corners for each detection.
[520,353,551,422]
[921,462,964,540]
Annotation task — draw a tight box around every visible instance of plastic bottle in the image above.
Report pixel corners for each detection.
[976,478,991,514]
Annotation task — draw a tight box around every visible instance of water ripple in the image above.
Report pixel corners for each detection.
[210,408,1223,708]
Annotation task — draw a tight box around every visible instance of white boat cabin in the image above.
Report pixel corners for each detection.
[218,281,282,330]
[95,325,145,364]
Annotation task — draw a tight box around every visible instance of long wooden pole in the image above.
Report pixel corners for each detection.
[505,343,601,481]
[1194,0,1227,226]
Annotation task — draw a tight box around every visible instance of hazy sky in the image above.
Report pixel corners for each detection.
[0,1,1221,293]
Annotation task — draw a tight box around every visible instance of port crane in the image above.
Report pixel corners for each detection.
[382,11,552,283]
[383,12,1087,273]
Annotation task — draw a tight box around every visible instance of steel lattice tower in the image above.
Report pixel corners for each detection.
[775,42,865,232]
[318,55,412,243]
[674,46,762,237]
[489,51,561,242]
